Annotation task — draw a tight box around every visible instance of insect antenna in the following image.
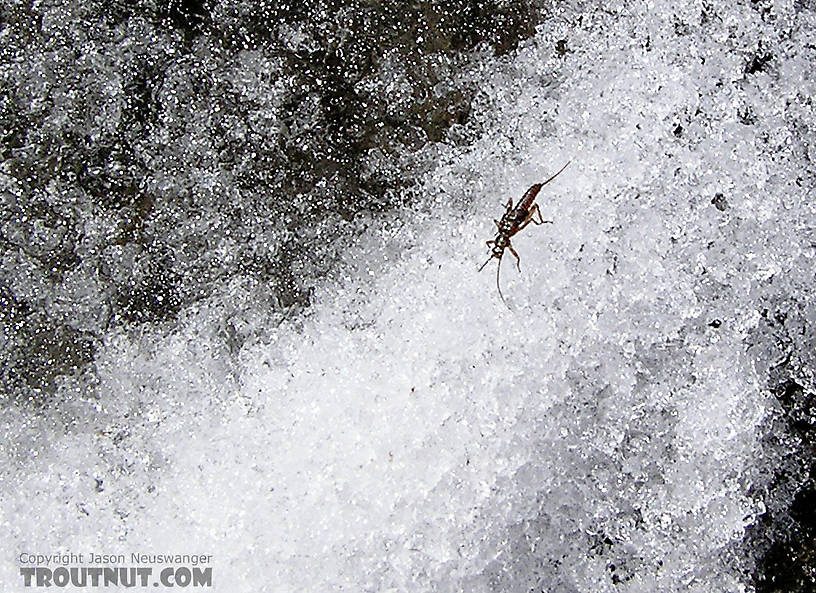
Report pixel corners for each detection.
[495,256,508,308]
[478,254,509,307]
[478,255,493,272]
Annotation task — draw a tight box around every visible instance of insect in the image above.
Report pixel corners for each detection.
[479,161,570,305]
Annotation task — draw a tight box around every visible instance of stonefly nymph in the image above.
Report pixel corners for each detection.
[479,161,570,306]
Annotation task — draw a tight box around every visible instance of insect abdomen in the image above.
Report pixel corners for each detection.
[518,183,543,211]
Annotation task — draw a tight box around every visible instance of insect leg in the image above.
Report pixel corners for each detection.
[516,204,553,232]
[529,204,551,225]
[508,243,521,272]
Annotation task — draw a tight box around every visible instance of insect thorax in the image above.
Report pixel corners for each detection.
[512,208,529,227]
[498,217,515,235]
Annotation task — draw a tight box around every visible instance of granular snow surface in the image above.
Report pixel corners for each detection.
[2,1,815,592]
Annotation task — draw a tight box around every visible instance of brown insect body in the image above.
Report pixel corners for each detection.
[479,161,570,306]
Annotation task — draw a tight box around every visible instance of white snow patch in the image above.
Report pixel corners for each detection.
[3,1,815,592]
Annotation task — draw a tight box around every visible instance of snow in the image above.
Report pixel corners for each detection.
[2,0,815,591]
